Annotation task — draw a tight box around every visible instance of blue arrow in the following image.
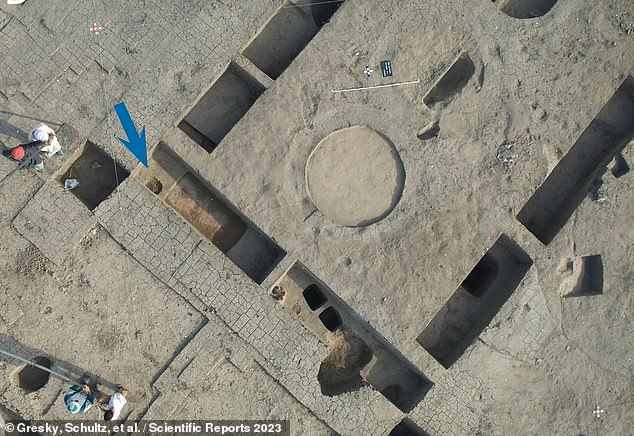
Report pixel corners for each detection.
[114,101,148,167]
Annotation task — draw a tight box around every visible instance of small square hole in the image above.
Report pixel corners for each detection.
[303,284,327,310]
[318,306,342,332]
[57,141,129,210]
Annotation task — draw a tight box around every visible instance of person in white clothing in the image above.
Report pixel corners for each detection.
[28,123,62,157]
[98,385,128,421]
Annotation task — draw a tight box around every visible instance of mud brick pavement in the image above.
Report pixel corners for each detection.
[479,271,558,360]
[0,285,22,331]
[0,0,280,170]
[95,177,403,436]
[0,168,44,227]
[12,180,96,266]
[409,370,482,436]
[144,318,333,435]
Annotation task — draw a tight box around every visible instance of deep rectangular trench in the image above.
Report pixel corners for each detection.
[138,142,285,284]
[272,262,432,412]
[242,1,339,80]
[517,76,634,245]
[179,62,266,151]
[57,141,129,210]
[417,235,532,368]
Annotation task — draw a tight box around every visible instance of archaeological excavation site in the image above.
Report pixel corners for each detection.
[0,0,632,434]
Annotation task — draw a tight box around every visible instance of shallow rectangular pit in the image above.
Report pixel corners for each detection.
[560,255,603,298]
[517,76,634,245]
[137,143,285,284]
[179,62,266,150]
[242,2,322,80]
[417,235,532,369]
[57,141,129,210]
[272,262,432,412]
[165,172,248,253]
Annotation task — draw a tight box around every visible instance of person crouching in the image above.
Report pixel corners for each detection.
[1,142,44,170]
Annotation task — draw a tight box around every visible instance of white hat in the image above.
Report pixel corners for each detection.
[67,399,81,414]
[32,129,49,142]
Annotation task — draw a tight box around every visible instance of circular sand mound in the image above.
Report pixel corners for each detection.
[306,126,405,227]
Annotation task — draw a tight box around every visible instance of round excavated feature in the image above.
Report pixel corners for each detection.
[497,0,558,19]
[306,126,405,227]
[10,356,52,393]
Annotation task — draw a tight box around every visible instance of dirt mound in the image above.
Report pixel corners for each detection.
[317,330,372,396]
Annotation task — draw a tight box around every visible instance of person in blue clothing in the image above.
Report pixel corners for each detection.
[63,383,95,415]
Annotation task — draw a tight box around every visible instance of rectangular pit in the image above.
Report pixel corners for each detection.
[272,262,432,412]
[560,255,603,298]
[179,62,266,150]
[134,142,285,284]
[417,235,533,369]
[165,172,247,253]
[242,2,322,80]
[56,141,129,210]
[517,76,634,245]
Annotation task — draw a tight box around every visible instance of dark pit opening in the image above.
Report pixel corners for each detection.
[563,255,604,298]
[179,62,265,150]
[382,384,402,405]
[243,2,321,80]
[177,120,217,153]
[57,141,129,210]
[145,177,162,195]
[270,285,285,301]
[319,306,342,331]
[362,350,432,413]
[310,0,344,27]
[389,418,430,436]
[303,284,327,310]
[423,53,475,106]
[498,0,558,19]
[461,252,500,297]
[10,356,52,393]
[610,153,630,178]
[417,235,532,368]
[517,76,634,245]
